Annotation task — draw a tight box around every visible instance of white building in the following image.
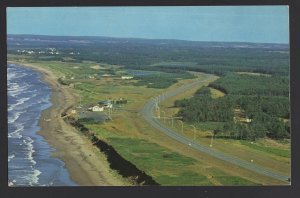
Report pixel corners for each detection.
[102,74,112,77]
[121,76,134,80]
[245,118,252,123]
[91,105,104,112]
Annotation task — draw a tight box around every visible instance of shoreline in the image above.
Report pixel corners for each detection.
[8,61,128,186]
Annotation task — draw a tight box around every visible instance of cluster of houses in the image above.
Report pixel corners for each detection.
[88,100,113,112]
[87,98,128,112]
[16,48,80,55]
[16,48,60,55]
[17,49,39,55]
[233,106,252,123]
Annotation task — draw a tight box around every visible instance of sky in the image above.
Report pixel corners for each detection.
[7,6,289,44]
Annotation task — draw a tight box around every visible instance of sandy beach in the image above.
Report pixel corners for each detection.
[8,61,128,186]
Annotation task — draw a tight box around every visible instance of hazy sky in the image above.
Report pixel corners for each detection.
[7,6,289,44]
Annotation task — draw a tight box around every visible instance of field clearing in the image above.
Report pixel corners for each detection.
[210,87,225,98]
[236,72,272,77]
[150,61,198,67]
[90,65,106,70]
[159,73,218,109]
[25,60,96,77]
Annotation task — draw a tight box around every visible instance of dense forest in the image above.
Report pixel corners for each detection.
[175,74,290,140]
[208,74,289,96]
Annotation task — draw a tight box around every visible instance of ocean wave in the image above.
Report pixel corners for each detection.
[8,110,26,124]
[8,123,25,139]
[10,94,44,114]
[8,97,31,111]
[8,179,16,187]
[22,96,51,110]
[7,64,28,79]
[29,169,42,186]
[8,84,31,97]
[8,131,23,139]
[7,72,17,80]
[8,154,15,162]
[8,72,28,80]
[18,169,42,186]
[23,137,37,165]
[15,73,28,79]
[7,83,19,91]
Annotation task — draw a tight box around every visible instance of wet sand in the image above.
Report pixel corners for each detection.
[9,61,128,186]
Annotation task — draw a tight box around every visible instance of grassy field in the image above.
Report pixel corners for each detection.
[240,140,290,158]
[162,120,290,172]
[81,119,260,186]
[236,71,272,77]
[210,88,225,99]
[8,55,290,185]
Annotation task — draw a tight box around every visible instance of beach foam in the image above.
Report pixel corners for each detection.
[8,124,24,139]
[8,97,31,111]
[23,136,37,165]
[8,110,26,124]
[8,154,15,162]
[28,169,42,186]
[8,83,30,96]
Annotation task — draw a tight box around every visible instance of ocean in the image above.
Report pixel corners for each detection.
[7,63,77,186]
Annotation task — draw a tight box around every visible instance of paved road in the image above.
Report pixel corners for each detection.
[140,75,290,182]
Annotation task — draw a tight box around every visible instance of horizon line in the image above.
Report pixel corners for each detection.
[7,33,289,45]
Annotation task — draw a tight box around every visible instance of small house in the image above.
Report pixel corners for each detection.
[102,74,112,77]
[91,105,104,112]
[245,118,252,123]
[121,76,134,80]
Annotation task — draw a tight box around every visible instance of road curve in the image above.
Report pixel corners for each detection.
[140,75,290,183]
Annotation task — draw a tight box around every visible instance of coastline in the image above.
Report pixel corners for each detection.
[8,61,128,186]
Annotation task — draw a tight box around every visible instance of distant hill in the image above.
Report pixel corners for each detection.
[7,34,289,49]
[7,34,289,76]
